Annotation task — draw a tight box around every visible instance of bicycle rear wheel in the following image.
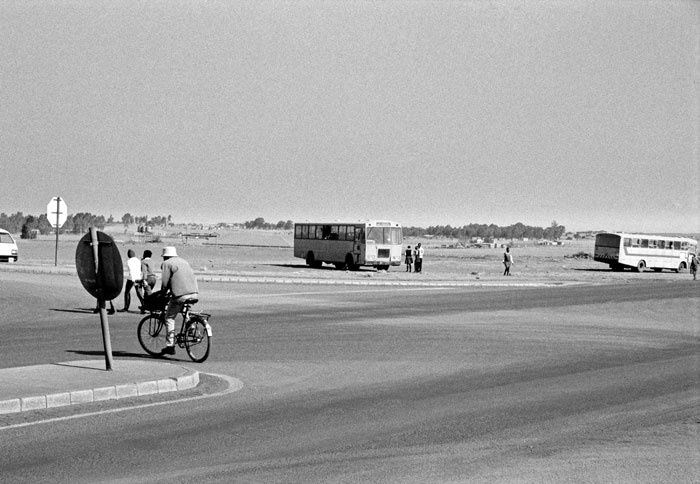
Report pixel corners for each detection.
[184,319,211,362]
[137,314,167,356]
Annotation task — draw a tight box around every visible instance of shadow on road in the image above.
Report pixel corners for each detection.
[50,308,97,314]
[66,349,153,360]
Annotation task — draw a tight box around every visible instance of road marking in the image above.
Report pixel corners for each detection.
[0,373,243,431]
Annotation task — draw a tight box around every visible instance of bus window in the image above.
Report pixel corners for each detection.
[295,225,302,239]
[366,227,381,243]
[673,241,681,250]
[641,239,649,248]
[329,226,339,240]
[301,225,309,239]
[389,227,402,244]
[648,240,657,249]
[623,238,631,247]
[320,225,331,239]
[338,225,346,241]
[356,227,365,242]
[346,225,355,241]
[315,226,324,240]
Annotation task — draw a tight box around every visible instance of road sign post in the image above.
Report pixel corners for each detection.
[76,228,123,371]
[47,197,67,267]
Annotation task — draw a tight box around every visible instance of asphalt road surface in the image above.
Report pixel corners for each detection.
[0,272,698,483]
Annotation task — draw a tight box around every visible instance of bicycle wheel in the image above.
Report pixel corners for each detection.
[184,319,211,362]
[137,314,167,356]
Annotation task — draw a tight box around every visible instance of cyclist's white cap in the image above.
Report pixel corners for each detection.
[162,246,178,258]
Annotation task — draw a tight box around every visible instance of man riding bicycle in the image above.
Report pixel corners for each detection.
[160,246,198,355]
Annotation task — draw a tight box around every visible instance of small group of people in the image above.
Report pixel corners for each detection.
[404,243,424,273]
[119,249,158,313]
[95,246,198,356]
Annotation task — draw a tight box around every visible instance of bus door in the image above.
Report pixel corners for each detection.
[354,226,366,265]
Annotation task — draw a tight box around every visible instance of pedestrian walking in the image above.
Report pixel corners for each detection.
[690,253,698,281]
[405,245,413,272]
[119,249,144,312]
[503,247,514,276]
[140,249,157,296]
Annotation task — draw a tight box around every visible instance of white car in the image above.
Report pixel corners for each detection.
[0,229,18,262]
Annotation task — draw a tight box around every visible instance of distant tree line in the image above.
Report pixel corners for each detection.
[403,221,566,242]
[240,218,294,230]
[0,211,173,238]
[2,211,564,241]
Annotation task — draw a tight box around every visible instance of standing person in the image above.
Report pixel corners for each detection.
[405,245,413,272]
[119,249,144,312]
[503,247,514,276]
[160,246,198,355]
[415,243,424,273]
[690,252,698,281]
[140,250,157,295]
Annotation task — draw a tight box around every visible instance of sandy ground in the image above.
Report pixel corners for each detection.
[9,235,697,288]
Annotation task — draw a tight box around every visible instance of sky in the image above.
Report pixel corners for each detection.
[1,0,698,233]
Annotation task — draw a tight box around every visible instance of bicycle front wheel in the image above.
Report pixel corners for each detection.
[184,320,211,362]
[137,314,167,356]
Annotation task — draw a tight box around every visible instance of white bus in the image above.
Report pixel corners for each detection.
[594,232,698,272]
[294,221,403,270]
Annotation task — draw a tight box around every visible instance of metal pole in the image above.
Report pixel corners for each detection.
[91,227,114,371]
[54,197,60,267]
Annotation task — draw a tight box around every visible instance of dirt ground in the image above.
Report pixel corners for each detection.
[9,234,697,287]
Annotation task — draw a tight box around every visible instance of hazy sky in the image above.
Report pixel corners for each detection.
[1,1,698,233]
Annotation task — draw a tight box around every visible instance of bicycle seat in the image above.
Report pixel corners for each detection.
[183,298,199,305]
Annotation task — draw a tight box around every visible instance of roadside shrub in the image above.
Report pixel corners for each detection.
[566,251,592,259]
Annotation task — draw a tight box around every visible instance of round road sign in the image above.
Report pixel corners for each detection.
[75,231,123,301]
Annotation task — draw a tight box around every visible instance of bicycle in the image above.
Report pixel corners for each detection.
[137,297,212,363]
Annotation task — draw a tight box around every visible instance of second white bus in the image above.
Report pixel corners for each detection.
[294,221,403,270]
[594,232,698,272]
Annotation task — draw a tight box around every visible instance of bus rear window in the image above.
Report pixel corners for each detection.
[596,234,621,248]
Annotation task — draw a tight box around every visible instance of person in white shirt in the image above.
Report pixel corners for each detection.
[414,243,424,272]
[119,249,144,312]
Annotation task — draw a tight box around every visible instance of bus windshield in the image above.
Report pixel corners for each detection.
[366,227,402,245]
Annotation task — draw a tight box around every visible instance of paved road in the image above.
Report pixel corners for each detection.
[0,272,698,483]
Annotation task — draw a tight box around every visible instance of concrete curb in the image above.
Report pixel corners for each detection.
[0,372,200,415]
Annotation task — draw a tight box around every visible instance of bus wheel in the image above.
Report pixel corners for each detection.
[636,261,645,272]
[676,262,686,273]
